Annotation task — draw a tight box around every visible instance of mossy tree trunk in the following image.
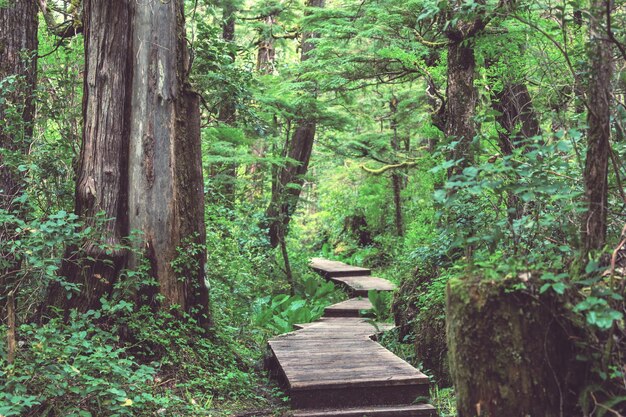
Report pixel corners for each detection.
[446,277,583,417]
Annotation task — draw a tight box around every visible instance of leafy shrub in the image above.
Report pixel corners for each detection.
[0,310,166,417]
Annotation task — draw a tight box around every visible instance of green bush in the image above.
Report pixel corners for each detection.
[1,311,166,417]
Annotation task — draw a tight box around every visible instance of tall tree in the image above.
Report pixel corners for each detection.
[582,0,613,256]
[217,0,238,206]
[45,0,133,314]
[248,8,278,197]
[128,0,209,327]
[444,4,487,177]
[266,0,324,248]
[492,81,541,223]
[44,0,210,329]
[0,0,39,362]
[219,0,238,127]
[389,96,404,237]
[257,13,276,74]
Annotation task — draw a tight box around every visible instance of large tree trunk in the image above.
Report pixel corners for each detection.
[128,0,210,328]
[0,0,38,358]
[582,0,613,256]
[44,0,210,329]
[266,0,324,248]
[46,0,132,313]
[446,276,583,417]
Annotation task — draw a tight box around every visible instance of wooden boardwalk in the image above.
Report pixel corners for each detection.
[267,258,437,417]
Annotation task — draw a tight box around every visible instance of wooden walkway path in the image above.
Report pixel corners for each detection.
[267,258,437,416]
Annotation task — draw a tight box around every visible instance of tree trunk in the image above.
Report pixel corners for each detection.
[217,0,238,206]
[445,39,478,178]
[219,1,237,126]
[446,276,583,417]
[45,0,133,313]
[492,82,541,223]
[266,0,324,248]
[390,97,403,237]
[247,14,277,201]
[257,14,276,74]
[582,0,613,256]
[128,0,210,328]
[493,83,541,153]
[44,0,210,329]
[0,0,38,313]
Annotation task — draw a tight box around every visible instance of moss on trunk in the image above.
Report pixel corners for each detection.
[446,276,584,417]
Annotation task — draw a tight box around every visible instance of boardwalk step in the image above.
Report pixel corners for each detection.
[325,298,373,317]
[328,275,396,297]
[268,318,429,409]
[289,379,430,409]
[311,258,371,278]
[293,403,438,417]
[267,259,436,415]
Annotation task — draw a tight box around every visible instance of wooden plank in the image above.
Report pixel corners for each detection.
[266,258,433,412]
[289,383,430,409]
[310,258,371,278]
[290,374,429,390]
[329,276,396,295]
[325,298,373,317]
[293,404,438,417]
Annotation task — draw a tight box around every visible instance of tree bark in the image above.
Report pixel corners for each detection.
[447,276,583,417]
[45,0,133,313]
[492,82,541,223]
[493,83,541,154]
[128,0,210,328]
[217,0,238,206]
[257,14,276,74]
[266,0,324,248]
[0,0,38,314]
[219,1,237,126]
[445,39,478,178]
[247,12,277,200]
[44,0,210,329]
[390,97,404,237]
[582,0,613,256]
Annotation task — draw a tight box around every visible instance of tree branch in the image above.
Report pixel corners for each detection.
[361,161,417,175]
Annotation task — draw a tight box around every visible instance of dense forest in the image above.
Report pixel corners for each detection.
[1,0,626,415]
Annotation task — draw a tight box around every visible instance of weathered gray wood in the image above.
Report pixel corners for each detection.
[310,258,371,277]
[325,298,373,317]
[268,317,430,409]
[328,276,396,296]
[267,259,434,414]
[293,404,437,417]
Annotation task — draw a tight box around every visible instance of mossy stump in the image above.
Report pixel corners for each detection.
[446,276,581,417]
